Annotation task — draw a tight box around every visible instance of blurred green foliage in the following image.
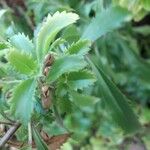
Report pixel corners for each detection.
[0,0,150,149]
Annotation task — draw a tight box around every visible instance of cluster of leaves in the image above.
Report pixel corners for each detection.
[0,0,150,149]
[113,0,150,21]
[0,10,99,149]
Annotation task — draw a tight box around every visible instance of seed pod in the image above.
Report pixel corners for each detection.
[41,92,52,109]
[41,85,52,109]
[40,130,50,141]
[44,54,55,67]
[43,66,51,76]
[41,85,49,98]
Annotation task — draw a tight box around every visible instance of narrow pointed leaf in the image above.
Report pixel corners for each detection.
[11,78,36,125]
[82,6,130,41]
[32,127,48,150]
[88,58,141,134]
[7,50,37,75]
[46,55,87,83]
[36,11,79,61]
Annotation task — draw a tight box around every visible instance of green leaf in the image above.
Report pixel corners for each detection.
[0,9,7,18]
[82,6,130,41]
[0,66,7,78]
[49,38,66,51]
[11,78,36,125]
[7,50,37,75]
[69,91,99,107]
[36,11,79,62]
[141,0,150,10]
[0,68,6,77]
[32,127,48,150]
[0,42,8,50]
[67,70,96,90]
[67,39,91,55]
[46,55,87,83]
[62,25,80,43]
[58,99,73,114]
[87,58,141,134]
[133,25,150,36]
[10,33,34,55]
[120,38,150,83]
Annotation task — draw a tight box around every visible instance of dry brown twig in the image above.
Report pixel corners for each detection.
[0,122,21,149]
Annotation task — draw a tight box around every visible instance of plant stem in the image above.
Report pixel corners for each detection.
[0,80,22,84]
[0,111,15,123]
[0,121,14,126]
[28,122,32,147]
[0,122,21,148]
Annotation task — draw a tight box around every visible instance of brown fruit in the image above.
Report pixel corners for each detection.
[43,67,51,76]
[41,86,53,109]
[40,130,50,141]
[41,95,52,109]
[44,54,55,67]
[41,85,49,98]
